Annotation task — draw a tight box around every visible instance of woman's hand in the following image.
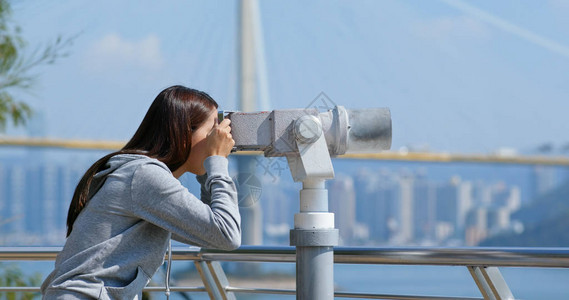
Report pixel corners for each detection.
[206,118,235,158]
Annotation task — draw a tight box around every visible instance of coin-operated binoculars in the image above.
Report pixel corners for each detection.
[222,106,392,300]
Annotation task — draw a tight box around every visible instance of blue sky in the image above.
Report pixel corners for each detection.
[7,0,569,154]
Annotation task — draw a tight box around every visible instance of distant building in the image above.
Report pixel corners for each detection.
[354,168,397,243]
[412,174,436,242]
[491,183,521,212]
[487,207,510,234]
[262,179,298,244]
[354,169,375,235]
[464,182,522,245]
[530,166,556,201]
[397,172,414,244]
[436,176,472,239]
[1,164,27,244]
[370,174,398,243]
[465,207,488,246]
[472,181,492,206]
[0,157,89,246]
[329,175,356,245]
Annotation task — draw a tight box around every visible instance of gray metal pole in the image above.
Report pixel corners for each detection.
[296,246,335,299]
[290,179,338,300]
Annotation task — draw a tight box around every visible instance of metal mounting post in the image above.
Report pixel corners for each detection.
[226,105,391,299]
[287,115,339,300]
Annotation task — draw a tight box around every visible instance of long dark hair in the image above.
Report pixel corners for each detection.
[66,85,218,236]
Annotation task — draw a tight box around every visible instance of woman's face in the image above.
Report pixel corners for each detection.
[175,109,217,177]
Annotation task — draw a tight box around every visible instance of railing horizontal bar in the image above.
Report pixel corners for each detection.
[333,247,569,268]
[0,247,62,260]
[225,286,296,295]
[224,287,483,300]
[333,292,483,300]
[2,246,569,268]
[0,287,40,292]
[0,286,483,300]
[200,246,296,263]
[0,286,208,293]
[0,247,203,261]
[142,286,207,292]
[196,246,569,268]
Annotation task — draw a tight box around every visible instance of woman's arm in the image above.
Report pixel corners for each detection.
[130,156,241,250]
[196,173,211,205]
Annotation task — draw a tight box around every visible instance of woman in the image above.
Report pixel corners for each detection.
[41,85,241,299]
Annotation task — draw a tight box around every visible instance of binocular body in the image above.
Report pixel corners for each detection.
[220,106,391,157]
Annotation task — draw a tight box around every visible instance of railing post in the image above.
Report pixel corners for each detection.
[468,266,514,300]
[194,260,223,299]
[206,261,236,300]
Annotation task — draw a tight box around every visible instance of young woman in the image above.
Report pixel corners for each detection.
[41,85,241,299]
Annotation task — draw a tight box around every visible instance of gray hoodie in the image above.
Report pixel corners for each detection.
[41,154,241,299]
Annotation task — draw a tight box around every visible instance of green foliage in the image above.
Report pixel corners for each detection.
[0,92,31,131]
[0,0,73,131]
[0,263,43,300]
[142,291,152,300]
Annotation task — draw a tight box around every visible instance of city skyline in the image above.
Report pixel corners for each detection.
[1,148,564,247]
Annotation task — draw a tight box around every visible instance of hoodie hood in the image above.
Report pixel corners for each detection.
[87,154,168,200]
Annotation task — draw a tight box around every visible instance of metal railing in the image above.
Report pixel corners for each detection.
[2,246,569,299]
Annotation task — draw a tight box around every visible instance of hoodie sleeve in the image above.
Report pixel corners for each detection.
[129,156,241,250]
[196,173,211,205]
